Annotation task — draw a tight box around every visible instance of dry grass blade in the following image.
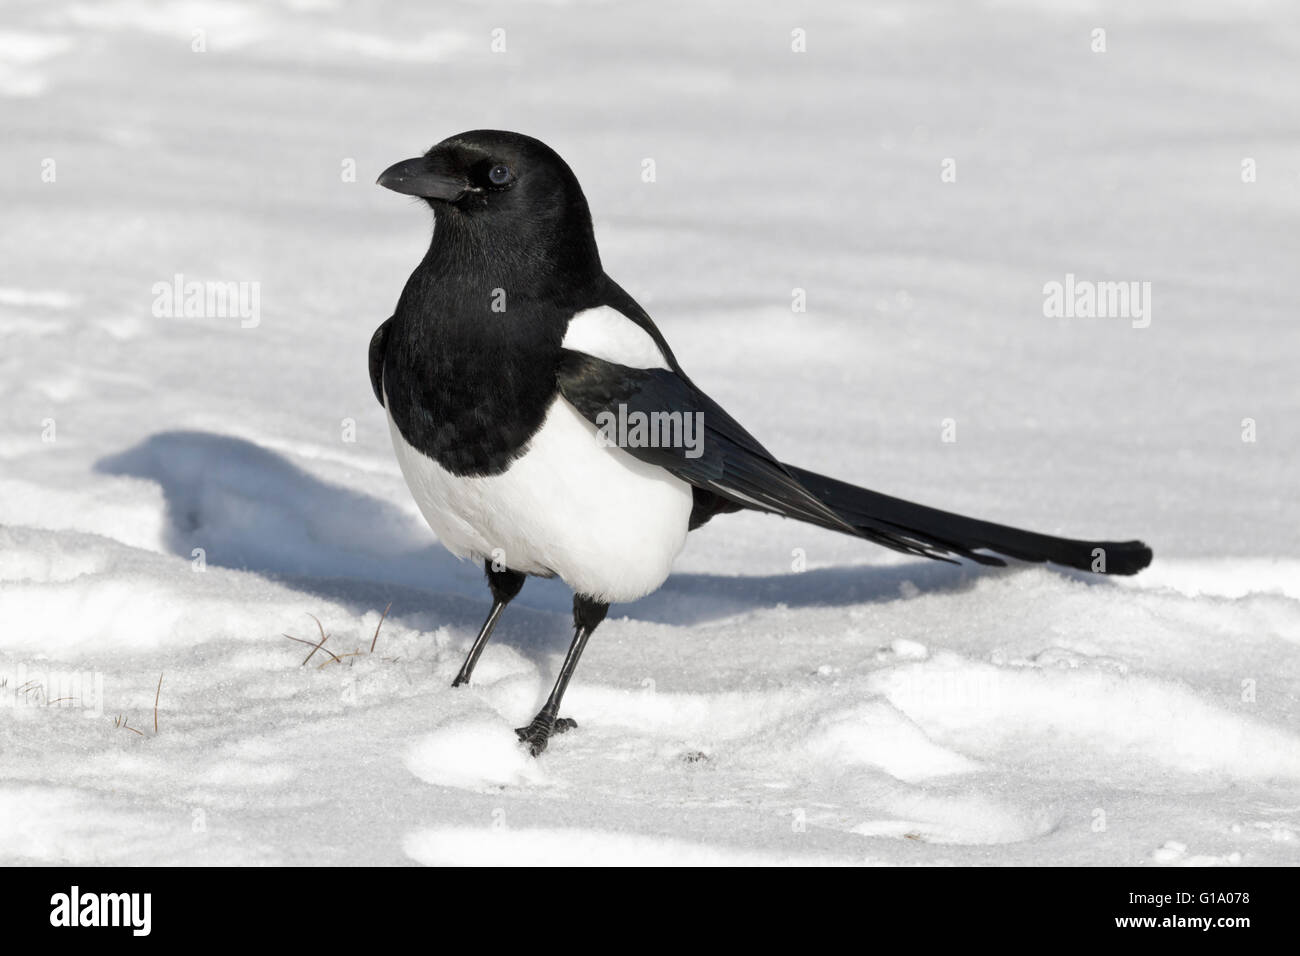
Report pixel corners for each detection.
[282,612,342,666]
[317,650,364,670]
[114,715,145,737]
[370,602,392,654]
[282,633,343,665]
[304,613,332,665]
[154,673,163,734]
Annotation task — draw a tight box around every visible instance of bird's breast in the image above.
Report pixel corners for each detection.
[386,391,693,603]
[382,315,561,476]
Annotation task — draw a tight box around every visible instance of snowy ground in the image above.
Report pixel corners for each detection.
[2,0,1298,865]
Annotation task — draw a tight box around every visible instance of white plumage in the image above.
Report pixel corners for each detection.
[560,305,670,370]
[384,306,693,603]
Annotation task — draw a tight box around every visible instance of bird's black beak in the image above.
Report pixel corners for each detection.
[377,157,468,201]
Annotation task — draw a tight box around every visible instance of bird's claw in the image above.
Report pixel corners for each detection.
[514,714,578,756]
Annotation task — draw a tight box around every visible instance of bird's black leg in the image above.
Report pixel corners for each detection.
[452,560,526,688]
[515,594,609,756]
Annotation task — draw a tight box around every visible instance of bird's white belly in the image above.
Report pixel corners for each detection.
[386,394,694,603]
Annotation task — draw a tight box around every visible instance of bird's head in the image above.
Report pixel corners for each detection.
[378,130,601,293]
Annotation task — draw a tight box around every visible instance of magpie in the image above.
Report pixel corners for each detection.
[373,130,1153,756]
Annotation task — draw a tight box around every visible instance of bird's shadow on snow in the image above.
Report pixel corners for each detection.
[95,430,1065,655]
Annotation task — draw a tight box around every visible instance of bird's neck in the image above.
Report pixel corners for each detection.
[411,213,604,313]
[385,217,602,475]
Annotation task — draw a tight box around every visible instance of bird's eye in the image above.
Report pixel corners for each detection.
[488,164,514,186]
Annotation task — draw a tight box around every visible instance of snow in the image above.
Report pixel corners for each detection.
[406,718,547,791]
[2,0,1299,865]
[402,826,851,867]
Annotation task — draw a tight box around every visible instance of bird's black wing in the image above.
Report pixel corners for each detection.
[558,348,1153,575]
[369,317,392,407]
[591,280,926,548]
[557,350,874,536]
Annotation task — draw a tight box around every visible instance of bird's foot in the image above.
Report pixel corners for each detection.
[514,712,578,756]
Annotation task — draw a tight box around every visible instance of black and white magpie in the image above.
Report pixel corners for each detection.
[372,130,1153,756]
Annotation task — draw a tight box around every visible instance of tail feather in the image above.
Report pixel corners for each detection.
[782,464,1153,576]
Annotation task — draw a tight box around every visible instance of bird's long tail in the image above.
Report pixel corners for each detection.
[780,464,1153,575]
